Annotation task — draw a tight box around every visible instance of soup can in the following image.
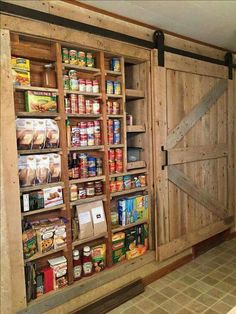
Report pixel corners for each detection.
[87,121,94,134]
[108,134,114,145]
[107,101,113,114]
[94,120,101,133]
[109,161,115,174]
[112,101,120,114]
[77,51,86,67]
[85,79,93,93]
[114,81,121,95]
[64,97,71,113]
[62,48,69,64]
[115,148,123,161]
[108,149,115,161]
[85,99,93,114]
[78,78,86,92]
[115,161,123,173]
[70,79,79,91]
[69,49,77,64]
[71,127,80,147]
[106,80,114,94]
[80,134,88,146]
[63,75,70,90]
[113,133,120,145]
[92,100,100,114]
[70,94,78,114]
[79,121,87,134]
[87,133,95,146]
[94,134,101,146]
[78,95,85,114]
[111,58,121,72]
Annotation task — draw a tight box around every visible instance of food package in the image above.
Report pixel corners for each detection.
[90,200,107,236]
[16,118,34,150]
[48,256,68,290]
[91,244,106,272]
[112,232,126,264]
[76,204,94,240]
[32,119,46,149]
[25,91,57,112]
[12,68,30,86]
[29,191,44,210]
[11,57,30,71]
[43,186,63,208]
[126,246,147,260]
[35,155,50,185]
[117,199,126,226]
[48,154,61,182]
[45,119,60,148]
[22,228,37,259]
[25,262,37,302]
[125,227,137,251]
[18,155,36,187]
[54,220,67,249]
[33,220,55,253]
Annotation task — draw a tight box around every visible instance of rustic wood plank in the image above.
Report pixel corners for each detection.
[159,219,233,261]
[166,79,228,150]
[0,29,26,313]
[168,165,227,220]
[168,144,228,165]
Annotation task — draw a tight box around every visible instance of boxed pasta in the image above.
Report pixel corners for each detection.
[25,91,57,112]
[35,155,50,185]
[48,154,61,182]
[45,119,60,148]
[112,232,126,264]
[18,155,36,187]
[32,119,46,149]
[16,118,34,150]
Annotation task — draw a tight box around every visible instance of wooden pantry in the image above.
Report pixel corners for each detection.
[0,3,235,314]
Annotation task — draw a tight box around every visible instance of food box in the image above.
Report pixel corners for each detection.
[126,246,147,260]
[12,68,31,86]
[11,57,30,71]
[54,221,67,249]
[25,91,57,112]
[48,256,68,290]
[125,227,137,251]
[22,228,37,259]
[29,191,44,211]
[112,232,126,264]
[91,244,106,272]
[33,220,55,253]
[43,186,63,208]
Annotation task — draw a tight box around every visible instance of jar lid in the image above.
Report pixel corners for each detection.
[73,250,80,257]
[83,246,90,252]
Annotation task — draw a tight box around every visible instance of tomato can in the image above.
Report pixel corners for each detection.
[77,51,86,67]
[79,121,87,134]
[69,49,77,64]
[114,81,121,95]
[92,80,99,93]
[106,80,114,94]
[86,52,95,68]
[115,148,123,161]
[108,149,115,161]
[78,78,86,92]
[110,58,121,72]
[112,101,120,114]
[94,120,101,133]
[70,94,78,114]
[85,99,93,114]
[87,134,95,146]
[78,95,85,114]
[87,121,94,134]
[63,75,70,90]
[64,97,71,113]
[109,161,115,174]
[115,161,123,173]
[85,79,93,93]
[62,48,69,64]
[92,100,100,114]
[80,134,88,146]
[108,134,114,145]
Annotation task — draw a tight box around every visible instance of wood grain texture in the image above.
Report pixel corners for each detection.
[166,79,228,150]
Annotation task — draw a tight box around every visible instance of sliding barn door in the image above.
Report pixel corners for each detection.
[152,51,235,261]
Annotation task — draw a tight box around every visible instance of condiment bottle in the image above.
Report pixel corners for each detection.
[66,119,71,147]
[82,246,93,277]
[43,64,56,88]
[73,250,82,280]
[72,152,79,179]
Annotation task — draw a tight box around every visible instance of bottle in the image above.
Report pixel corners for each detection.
[73,250,82,280]
[82,246,93,277]
[43,64,56,88]
[66,119,71,147]
[68,153,73,179]
[72,152,79,179]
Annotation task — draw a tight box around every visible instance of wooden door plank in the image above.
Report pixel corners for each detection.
[159,219,233,261]
[168,165,227,220]
[166,79,228,150]
[168,144,228,165]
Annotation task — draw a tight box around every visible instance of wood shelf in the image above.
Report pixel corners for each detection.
[108,144,124,149]
[24,247,65,263]
[69,175,105,185]
[64,90,102,97]
[66,113,102,119]
[21,204,65,217]
[127,161,146,170]
[16,112,59,118]
[110,187,147,198]
[126,89,145,100]
[14,85,59,93]
[20,181,64,193]
[68,145,104,151]
[107,114,124,118]
[106,94,123,99]
[105,70,122,76]
[112,218,149,233]
[70,194,106,206]
[18,148,61,155]
[62,63,100,73]
[72,232,108,248]
[109,168,147,178]
[127,125,146,133]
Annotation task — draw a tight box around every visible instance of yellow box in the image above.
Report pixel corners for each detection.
[12,68,31,86]
[11,57,30,71]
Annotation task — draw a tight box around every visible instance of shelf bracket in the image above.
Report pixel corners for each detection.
[153,30,165,67]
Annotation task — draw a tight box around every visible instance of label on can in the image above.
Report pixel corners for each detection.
[70,79,79,91]
[92,100,100,114]
[78,79,86,92]
[69,50,77,65]
[115,161,123,173]
[106,80,114,94]
[111,58,121,72]
[62,48,69,64]
[113,133,120,145]
[109,161,115,174]
[63,75,70,90]
[115,149,123,161]
[92,80,99,93]
[77,51,86,67]
[85,79,93,93]
[78,95,86,114]
[108,149,115,161]
[64,98,71,113]
[114,81,121,95]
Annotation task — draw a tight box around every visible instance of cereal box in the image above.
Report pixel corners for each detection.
[25,91,57,112]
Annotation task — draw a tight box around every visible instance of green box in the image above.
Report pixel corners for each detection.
[25,91,57,112]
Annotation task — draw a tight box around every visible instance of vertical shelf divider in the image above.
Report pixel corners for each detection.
[54,42,74,284]
[121,56,127,172]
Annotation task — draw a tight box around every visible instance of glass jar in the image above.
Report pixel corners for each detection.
[85,182,95,197]
[43,64,56,88]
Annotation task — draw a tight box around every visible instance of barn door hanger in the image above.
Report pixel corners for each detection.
[225,52,233,80]
[153,30,165,67]
[161,146,168,170]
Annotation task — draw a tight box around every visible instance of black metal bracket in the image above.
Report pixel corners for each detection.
[161,146,168,170]
[153,30,165,67]
[225,52,233,80]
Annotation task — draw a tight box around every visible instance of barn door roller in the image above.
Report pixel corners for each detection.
[153,30,165,67]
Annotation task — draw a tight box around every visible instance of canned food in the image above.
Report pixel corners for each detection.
[70,94,78,114]
[78,78,86,92]
[77,51,86,67]
[95,181,103,195]
[62,48,69,64]
[92,80,99,93]
[78,95,85,114]
[85,182,95,197]
[96,158,102,167]
[110,179,116,193]
[115,149,123,161]
[114,81,121,95]
[111,58,121,72]
[85,99,93,114]
[92,100,100,114]
[96,166,103,176]
[87,121,94,134]
[116,180,123,192]
[69,49,77,65]
[70,184,78,201]
[108,134,114,145]
[79,121,87,134]
[87,133,95,146]
[94,121,101,133]
[109,161,115,174]
[86,52,95,68]
[113,133,120,145]
[85,79,93,93]
[112,101,120,114]
[107,101,113,114]
[71,127,80,147]
[108,149,115,161]
[87,157,96,168]
[78,184,86,199]
[115,161,123,173]
[63,75,70,90]
[70,79,79,91]
[106,80,114,94]
[139,175,146,187]
[94,134,101,146]
[88,167,96,177]
[64,98,71,113]
[113,119,120,132]
[68,70,77,79]
[80,134,88,146]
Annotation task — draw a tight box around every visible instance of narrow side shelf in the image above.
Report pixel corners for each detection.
[127,125,146,133]
[127,161,146,170]
[64,90,102,97]
[16,112,59,118]
[69,175,105,185]
[112,218,149,233]
[66,113,102,119]
[24,247,65,263]
[110,187,147,198]
[14,85,59,93]
[125,89,145,100]
[68,145,104,151]
[72,232,108,248]
[62,63,100,73]
[18,148,61,155]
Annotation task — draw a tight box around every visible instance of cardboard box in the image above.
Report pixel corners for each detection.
[29,191,44,211]
[25,91,57,112]
[112,232,126,264]
[43,186,63,208]
[11,57,30,71]
[12,68,30,86]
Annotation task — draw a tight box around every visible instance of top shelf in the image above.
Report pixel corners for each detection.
[125,89,145,100]
[14,85,59,93]
[62,63,101,74]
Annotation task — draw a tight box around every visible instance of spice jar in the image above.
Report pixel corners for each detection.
[78,184,86,199]
[94,181,103,195]
[85,182,95,197]
[82,246,93,277]
[43,64,56,88]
